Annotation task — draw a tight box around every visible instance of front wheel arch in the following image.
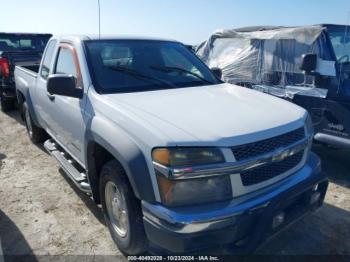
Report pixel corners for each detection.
[85,138,156,204]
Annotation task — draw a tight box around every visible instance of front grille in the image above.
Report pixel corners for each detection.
[240,151,304,186]
[232,127,305,161]
[232,127,306,186]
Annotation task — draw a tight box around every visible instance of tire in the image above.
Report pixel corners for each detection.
[0,95,15,112]
[100,160,147,255]
[23,102,47,144]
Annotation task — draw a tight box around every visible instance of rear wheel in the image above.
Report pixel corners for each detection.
[23,101,47,144]
[100,160,147,255]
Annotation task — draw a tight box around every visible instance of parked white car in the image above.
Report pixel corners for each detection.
[14,35,328,255]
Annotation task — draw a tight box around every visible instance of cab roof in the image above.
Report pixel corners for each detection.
[52,34,179,43]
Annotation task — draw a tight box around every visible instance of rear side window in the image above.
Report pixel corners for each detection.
[55,48,77,78]
[40,40,57,79]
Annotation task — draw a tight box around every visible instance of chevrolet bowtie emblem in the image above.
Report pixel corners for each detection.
[271,147,290,162]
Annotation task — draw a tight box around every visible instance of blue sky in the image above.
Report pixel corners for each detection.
[2,0,350,44]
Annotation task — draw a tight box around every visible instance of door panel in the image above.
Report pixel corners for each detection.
[293,94,350,139]
[321,99,350,139]
[44,44,86,165]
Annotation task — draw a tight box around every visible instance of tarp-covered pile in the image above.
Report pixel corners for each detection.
[196,26,333,98]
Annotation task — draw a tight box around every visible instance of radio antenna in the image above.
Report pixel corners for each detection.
[98,0,101,39]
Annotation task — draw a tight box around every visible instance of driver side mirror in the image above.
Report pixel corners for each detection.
[47,75,83,98]
[300,53,317,74]
[211,67,222,80]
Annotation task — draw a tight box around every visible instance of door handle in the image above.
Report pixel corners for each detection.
[47,93,55,101]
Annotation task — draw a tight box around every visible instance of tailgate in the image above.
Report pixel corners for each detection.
[14,65,38,95]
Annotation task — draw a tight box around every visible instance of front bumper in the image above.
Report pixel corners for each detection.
[142,152,328,254]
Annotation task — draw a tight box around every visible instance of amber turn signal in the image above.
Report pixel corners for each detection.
[152,148,170,166]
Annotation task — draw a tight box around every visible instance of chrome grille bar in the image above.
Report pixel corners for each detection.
[153,134,312,180]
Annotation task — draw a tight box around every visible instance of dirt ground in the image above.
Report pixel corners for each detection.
[0,110,349,259]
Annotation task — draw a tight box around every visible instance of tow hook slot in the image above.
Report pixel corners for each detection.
[272,212,285,229]
[308,183,321,205]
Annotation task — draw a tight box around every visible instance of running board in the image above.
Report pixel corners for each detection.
[44,139,91,193]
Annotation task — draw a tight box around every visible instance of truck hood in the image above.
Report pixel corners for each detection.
[102,83,307,147]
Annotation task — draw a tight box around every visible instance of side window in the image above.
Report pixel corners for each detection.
[40,40,57,79]
[55,47,78,78]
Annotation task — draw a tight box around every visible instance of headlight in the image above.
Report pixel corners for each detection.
[152,147,225,167]
[157,175,232,206]
[305,112,314,136]
[152,147,231,206]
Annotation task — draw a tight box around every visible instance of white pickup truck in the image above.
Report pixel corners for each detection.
[14,35,328,255]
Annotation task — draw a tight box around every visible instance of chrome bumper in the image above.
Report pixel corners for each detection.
[142,152,328,254]
[143,151,322,232]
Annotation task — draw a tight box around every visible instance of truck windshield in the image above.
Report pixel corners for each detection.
[84,40,220,93]
[328,26,350,63]
[0,34,51,52]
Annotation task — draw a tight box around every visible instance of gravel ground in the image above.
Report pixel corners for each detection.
[0,110,349,259]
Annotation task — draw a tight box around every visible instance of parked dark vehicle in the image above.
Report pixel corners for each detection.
[197,24,350,149]
[0,33,51,111]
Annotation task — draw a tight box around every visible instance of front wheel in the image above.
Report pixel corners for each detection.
[23,102,47,144]
[100,160,147,255]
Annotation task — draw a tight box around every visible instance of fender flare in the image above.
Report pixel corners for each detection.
[16,88,41,127]
[84,117,156,203]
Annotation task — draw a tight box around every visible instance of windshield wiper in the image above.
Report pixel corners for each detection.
[104,65,176,88]
[150,65,214,85]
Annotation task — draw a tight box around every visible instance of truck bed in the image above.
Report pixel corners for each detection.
[14,65,39,95]
[17,64,40,74]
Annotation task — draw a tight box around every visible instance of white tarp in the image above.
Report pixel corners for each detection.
[252,84,328,99]
[196,26,332,98]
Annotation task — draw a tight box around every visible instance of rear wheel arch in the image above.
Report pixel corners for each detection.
[23,101,47,143]
[17,90,41,127]
[16,90,26,120]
